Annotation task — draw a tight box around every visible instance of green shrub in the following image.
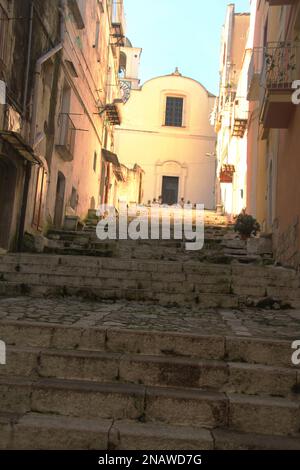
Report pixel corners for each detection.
[234,210,260,238]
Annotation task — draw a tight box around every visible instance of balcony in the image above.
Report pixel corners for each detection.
[110,1,126,48]
[266,0,294,5]
[220,165,235,184]
[247,48,264,101]
[110,22,125,48]
[260,42,298,130]
[99,99,122,126]
[232,107,249,138]
[56,114,76,162]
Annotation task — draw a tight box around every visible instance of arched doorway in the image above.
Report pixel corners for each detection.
[162,176,179,205]
[155,160,187,204]
[119,52,127,78]
[54,172,66,228]
[0,157,17,250]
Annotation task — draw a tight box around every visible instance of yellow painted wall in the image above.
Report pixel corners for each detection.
[115,73,217,208]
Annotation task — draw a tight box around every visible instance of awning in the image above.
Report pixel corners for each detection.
[102,149,126,182]
[113,166,125,182]
[105,103,121,125]
[102,149,121,167]
[0,131,41,164]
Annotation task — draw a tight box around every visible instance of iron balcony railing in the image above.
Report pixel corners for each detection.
[248,47,264,78]
[263,42,299,89]
[57,113,76,159]
[248,42,299,101]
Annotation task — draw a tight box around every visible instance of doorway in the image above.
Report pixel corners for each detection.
[0,157,17,250]
[54,172,66,228]
[268,161,273,229]
[162,176,179,205]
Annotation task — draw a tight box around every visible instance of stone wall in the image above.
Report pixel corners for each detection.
[273,217,300,269]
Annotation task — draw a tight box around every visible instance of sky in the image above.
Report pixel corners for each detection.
[124,0,250,96]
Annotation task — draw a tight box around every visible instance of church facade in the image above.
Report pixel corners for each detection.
[115,49,217,209]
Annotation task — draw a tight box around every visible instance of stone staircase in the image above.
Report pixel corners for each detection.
[0,319,299,449]
[42,209,273,265]
[0,212,300,449]
[45,223,232,263]
[0,253,299,308]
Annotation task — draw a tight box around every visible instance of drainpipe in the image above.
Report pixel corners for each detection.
[30,0,65,146]
[22,2,34,117]
[29,42,63,147]
[18,6,64,251]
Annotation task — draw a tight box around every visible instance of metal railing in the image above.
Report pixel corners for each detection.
[57,113,76,157]
[248,42,299,101]
[248,47,264,80]
[263,42,300,89]
[263,42,299,89]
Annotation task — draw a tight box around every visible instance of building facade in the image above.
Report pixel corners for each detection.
[215,5,250,216]
[215,0,300,270]
[0,0,142,253]
[246,0,300,268]
[115,67,217,209]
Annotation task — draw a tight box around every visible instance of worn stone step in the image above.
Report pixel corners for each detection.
[1,411,300,450]
[110,420,300,451]
[0,377,226,427]
[0,376,299,434]
[0,347,298,398]
[0,412,111,450]
[0,263,229,284]
[0,413,214,450]
[0,281,240,308]
[109,419,214,450]
[3,254,296,288]
[0,319,295,367]
[212,428,300,450]
[2,259,297,305]
[228,393,300,436]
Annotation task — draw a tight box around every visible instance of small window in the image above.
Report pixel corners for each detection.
[93,151,97,172]
[165,97,184,127]
[112,0,118,22]
[70,187,78,210]
[94,19,100,50]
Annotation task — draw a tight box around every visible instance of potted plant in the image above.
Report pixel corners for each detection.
[234,210,260,240]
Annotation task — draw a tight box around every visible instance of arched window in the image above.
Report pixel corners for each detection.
[119,52,127,78]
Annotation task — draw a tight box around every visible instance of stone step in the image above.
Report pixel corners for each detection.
[1,412,299,450]
[0,376,226,427]
[0,376,299,435]
[0,255,299,307]
[0,281,239,308]
[212,428,300,450]
[1,254,297,284]
[0,319,295,367]
[0,346,298,397]
[0,412,111,450]
[0,412,213,450]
